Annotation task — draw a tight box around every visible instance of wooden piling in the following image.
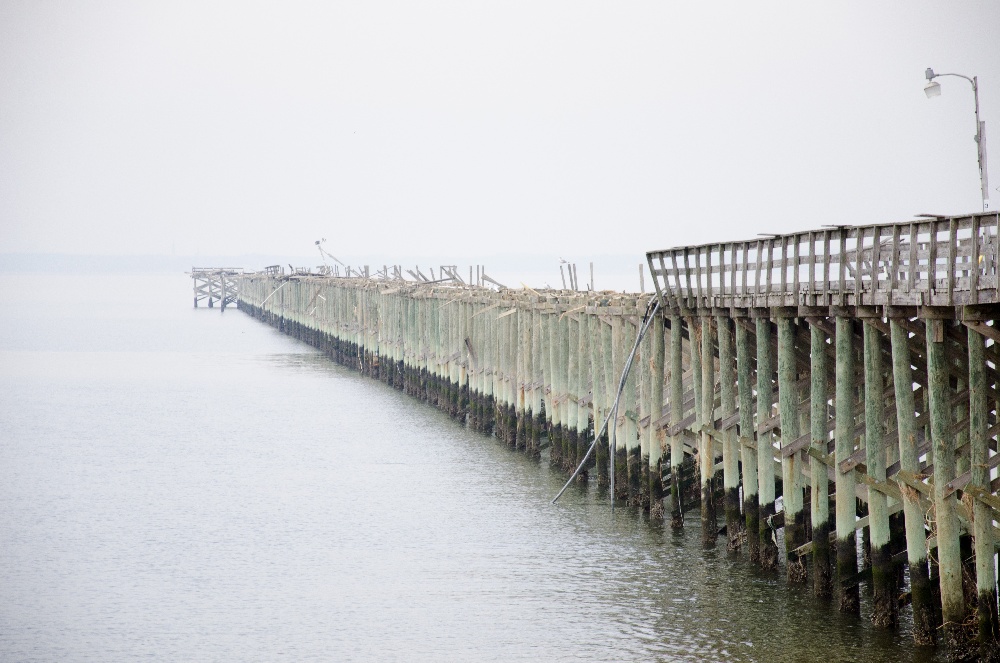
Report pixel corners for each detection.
[649,314,666,521]
[700,315,717,546]
[736,318,760,562]
[862,317,896,628]
[590,311,608,483]
[835,316,859,614]
[926,315,967,651]
[889,319,936,644]
[777,314,805,581]
[968,325,1000,654]
[809,320,833,599]
[756,316,778,569]
[669,315,685,529]
[716,314,741,550]
[637,316,653,510]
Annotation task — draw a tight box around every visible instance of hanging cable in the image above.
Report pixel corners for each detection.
[551,294,661,508]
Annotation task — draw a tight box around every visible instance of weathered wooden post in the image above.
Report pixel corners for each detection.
[716,314,740,549]
[548,307,563,467]
[609,315,624,499]
[538,306,552,444]
[624,312,642,506]
[637,318,652,510]
[737,317,760,562]
[808,320,833,598]
[756,316,778,569]
[649,314,666,521]
[589,311,608,482]
[835,316,859,614]
[967,324,1000,653]
[530,305,544,456]
[777,314,805,581]
[699,315,717,546]
[516,304,529,451]
[669,315,685,529]
[576,307,592,471]
[601,310,616,489]
[861,316,897,627]
[925,314,966,652]
[566,311,580,469]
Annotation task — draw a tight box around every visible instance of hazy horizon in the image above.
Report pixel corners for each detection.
[2,2,998,262]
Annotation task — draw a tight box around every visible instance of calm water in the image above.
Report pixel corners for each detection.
[0,272,941,662]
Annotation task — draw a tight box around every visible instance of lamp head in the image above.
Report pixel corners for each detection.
[924,80,942,98]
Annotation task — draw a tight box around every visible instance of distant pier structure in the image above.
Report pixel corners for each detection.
[190,267,243,309]
[198,211,1000,659]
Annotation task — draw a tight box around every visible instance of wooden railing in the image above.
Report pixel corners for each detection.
[646,212,1000,311]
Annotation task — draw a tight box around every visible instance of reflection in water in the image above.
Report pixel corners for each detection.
[0,273,942,662]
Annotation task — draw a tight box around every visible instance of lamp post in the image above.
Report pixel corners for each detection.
[925,67,990,211]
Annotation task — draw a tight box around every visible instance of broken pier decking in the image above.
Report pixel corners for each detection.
[226,211,999,658]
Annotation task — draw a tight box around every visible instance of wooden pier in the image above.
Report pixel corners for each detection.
[191,267,242,309]
[220,211,999,660]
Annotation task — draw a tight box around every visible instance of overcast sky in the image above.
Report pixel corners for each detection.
[1,1,998,264]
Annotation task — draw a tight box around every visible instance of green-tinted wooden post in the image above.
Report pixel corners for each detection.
[926,316,965,651]
[601,313,616,491]
[513,306,525,447]
[590,312,608,483]
[547,307,561,466]
[700,315,717,546]
[737,318,759,562]
[809,322,833,598]
[968,326,1000,652]
[506,308,518,442]
[637,316,652,510]
[622,316,640,504]
[566,313,580,469]
[575,309,591,471]
[756,316,778,569]
[690,316,703,524]
[863,318,896,627]
[669,315,685,529]
[530,306,543,456]
[835,316,859,614]
[777,315,805,581]
[717,315,741,550]
[610,316,628,502]
[649,314,666,521]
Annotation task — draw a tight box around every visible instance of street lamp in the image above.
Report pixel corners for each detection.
[924,67,990,211]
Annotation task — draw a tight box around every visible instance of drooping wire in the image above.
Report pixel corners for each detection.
[551,294,661,509]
